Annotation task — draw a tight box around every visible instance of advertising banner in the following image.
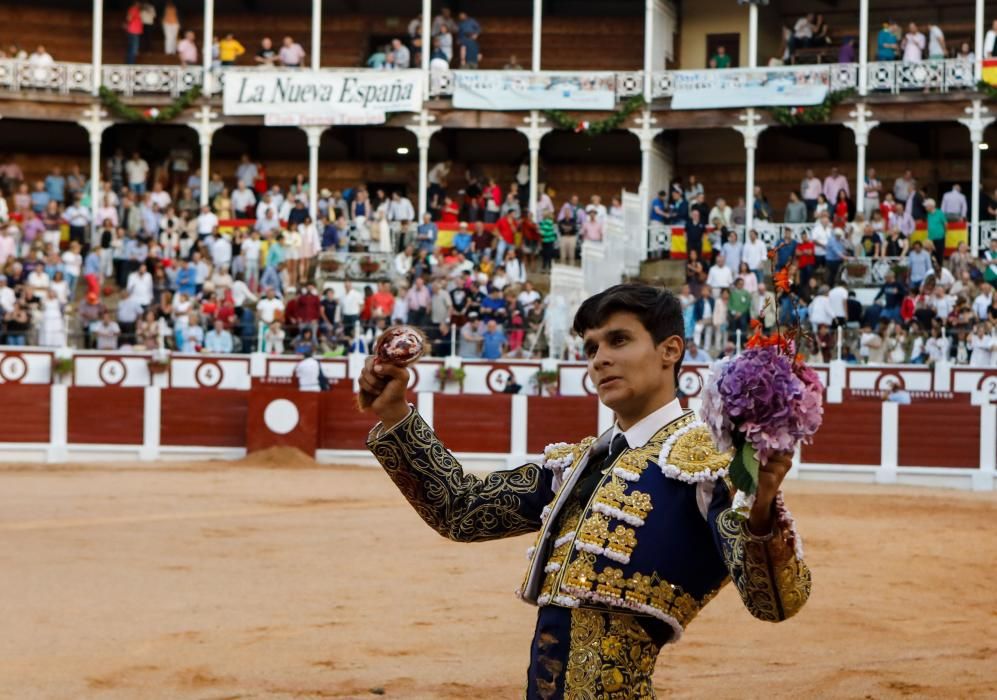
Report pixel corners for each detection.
[452,71,616,110]
[223,69,423,117]
[670,67,829,110]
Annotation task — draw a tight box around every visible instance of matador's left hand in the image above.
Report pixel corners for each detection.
[747,451,793,536]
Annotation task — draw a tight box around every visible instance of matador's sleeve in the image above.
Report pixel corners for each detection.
[706,479,812,622]
[366,408,555,543]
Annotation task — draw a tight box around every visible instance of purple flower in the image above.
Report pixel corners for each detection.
[699,347,824,464]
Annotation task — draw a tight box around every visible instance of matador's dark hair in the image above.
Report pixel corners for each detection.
[572,283,685,381]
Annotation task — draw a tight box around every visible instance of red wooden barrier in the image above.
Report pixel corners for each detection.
[0,384,50,442]
[526,396,600,454]
[898,404,980,468]
[68,387,144,445]
[802,402,882,466]
[161,389,248,447]
[435,394,512,454]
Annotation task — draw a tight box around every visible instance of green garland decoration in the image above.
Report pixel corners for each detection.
[976,80,997,100]
[766,88,855,127]
[543,95,646,136]
[98,85,202,123]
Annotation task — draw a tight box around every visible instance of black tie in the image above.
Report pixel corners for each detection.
[573,433,629,506]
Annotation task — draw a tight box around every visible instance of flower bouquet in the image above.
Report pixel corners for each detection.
[699,248,824,495]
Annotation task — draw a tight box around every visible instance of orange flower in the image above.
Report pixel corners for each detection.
[750,319,762,330]
[773,269,792,293]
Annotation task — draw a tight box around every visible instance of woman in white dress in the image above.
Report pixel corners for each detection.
[283,226,303,289]
[38,289,66,347]
[297,216,321,285]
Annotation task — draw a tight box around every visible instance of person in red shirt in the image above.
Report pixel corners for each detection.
[294,282,322,335]
[519,210,540,272]
[253,163,268,196]
[795,230,816,288]
[370,281,396,320]
[440,196,459,224]
[125,2,143,64]
[495,210,518,262]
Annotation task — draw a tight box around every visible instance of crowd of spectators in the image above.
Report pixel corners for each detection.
[1,149,995,368]
[658,170,997,366]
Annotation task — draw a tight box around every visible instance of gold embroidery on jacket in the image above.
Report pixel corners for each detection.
[564,609,659,700]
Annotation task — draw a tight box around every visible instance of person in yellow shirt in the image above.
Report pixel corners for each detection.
[218,33,245,65]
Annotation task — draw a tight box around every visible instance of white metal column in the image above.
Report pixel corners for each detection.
[302,126,327,218]
[845,105,878,212]
[747,2,758,68]
[960,100,995,256]
[518,113,552,218]
[202,0,215,96]
[976,0,985,81]
[533,0,543,71]
[859,0,869,95]
[734,109,766,232]
[189,106,221,208]
[91,0,103,96]
[311,0,322,70]
[406,111,441,219]
[629,113,663,256]
[421,0,431,72]
[78,107,111,248]
[643,0,654,98]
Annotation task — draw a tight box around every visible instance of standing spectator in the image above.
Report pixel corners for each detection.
[876,21,900,61]
[387,191,415,223]
[940,184,968,221]
[44,167,66,205]
[893,169,915,204]
[823,166,849,202]
[581,209,603,243]
[800,168,822,218]
[91,310,121,350]
[204,319,234,353]
[907,240,933,288]
[708,197,732,228]
[924,199,947,262]
[432,7,458,37]
[985,19,997,58]
[649,190,668,225]
[125,152,149,195]
[231,182,256,219]
[825,228,849,284]
[279,36,306,68]
[742,228,768,282]
[902,22,926,63]
[162,2,180,55]
[63,196,90,249]
[539,211,557,271]
[706,253,733,294]
[255,37,278,66]
[727,277,751,340]
[864,167,883,218]
[459,314,484,358]
[784,191,807,223]
[710,45,731,68]
[480,319,506,360]
[458,17,481,68]
[176,31,198,66]
[720,229,742,273]
[219,33,245,66]
[416,212,438,254]
[124,1,143,64]
[28,45,53,67]
[927,23,947,60]
[389,38,410,69]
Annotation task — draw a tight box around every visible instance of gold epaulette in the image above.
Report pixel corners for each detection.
[657,421,733,484]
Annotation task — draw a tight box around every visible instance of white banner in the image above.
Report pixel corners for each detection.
[223,70,423,116]
[670,67,829,110]
[263,113,387,126]
[452,71,616,110]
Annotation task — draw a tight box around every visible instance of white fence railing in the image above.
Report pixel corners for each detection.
[0,58,980,100]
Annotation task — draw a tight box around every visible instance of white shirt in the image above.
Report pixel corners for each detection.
[928,25,945,56]
[705,264,733,290]
[341,288,364,316]
[828,286,848,319]
[294,356,322,392]
[387,197,415,222]
[231,187,256,213]
[197,211,219,235]
[242,238,262,267]
[126,271,153,306]
[742,239,767,270]
[0,286,15,314]
[125,158,149,185]
[28,51,54,67]
[986,29,997,57]
[811,222,832,255]
[809,294,834,327]
[149,190,172,209]
[211,236,232,269]
[256,297,285,324]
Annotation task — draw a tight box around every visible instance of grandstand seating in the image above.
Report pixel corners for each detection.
[3,6,642,71]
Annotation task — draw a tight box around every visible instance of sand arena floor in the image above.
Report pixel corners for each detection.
[1,454,996,700]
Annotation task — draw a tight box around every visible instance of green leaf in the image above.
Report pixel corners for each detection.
[729,443,760,495]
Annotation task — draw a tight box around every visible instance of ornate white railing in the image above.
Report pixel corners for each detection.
[0,58,982,101]
[840,256,908,286]
[980,221,997,248]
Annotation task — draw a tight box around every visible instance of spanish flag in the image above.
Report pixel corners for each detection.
[910,220,928,244]
[983,59,997,86]
[944,219,968,256]
[670,226,687,259]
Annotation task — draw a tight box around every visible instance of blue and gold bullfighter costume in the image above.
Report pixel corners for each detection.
[368,398,811,699]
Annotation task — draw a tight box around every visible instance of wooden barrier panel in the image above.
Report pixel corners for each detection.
[434,394,512,454]
[161,389,249,447]
[246,384,320,457]
[898,404,981,468]
[68,387,144,445]
[319,385,374,451]
[802,402,882,466]
[0,384,50,442]
[526,396,600,454]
